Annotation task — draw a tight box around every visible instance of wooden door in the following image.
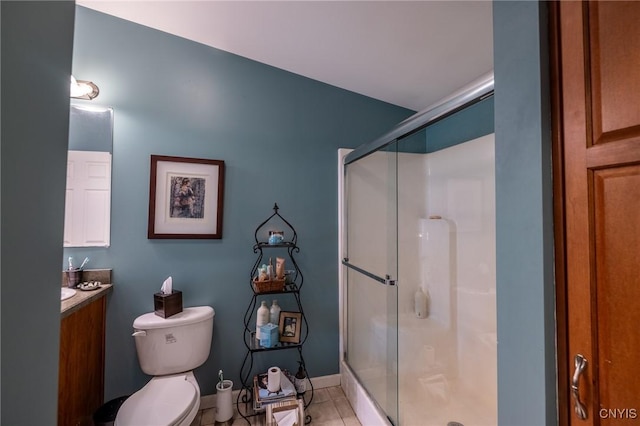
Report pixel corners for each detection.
[552,1,640,424]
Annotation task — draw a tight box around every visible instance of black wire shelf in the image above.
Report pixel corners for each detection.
[245,332,304,352]
[237,203,314,425]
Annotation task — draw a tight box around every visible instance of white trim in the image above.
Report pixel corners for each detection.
[199,374,342,410]
[309,373,341,390]
[337,148,352,363]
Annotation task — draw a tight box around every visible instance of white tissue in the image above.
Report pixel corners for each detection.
[273,409,297,426]
[161,276,173,295]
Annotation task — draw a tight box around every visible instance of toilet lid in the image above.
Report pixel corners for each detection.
[116,376,198,426]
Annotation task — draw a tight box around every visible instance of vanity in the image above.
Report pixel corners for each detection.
[58,270,113,426]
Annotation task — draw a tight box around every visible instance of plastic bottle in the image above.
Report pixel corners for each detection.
[256,301,269,340]
[266,264,274,281]
[269,300,281,325]
[415,287,429,319]
[294,362,307,397]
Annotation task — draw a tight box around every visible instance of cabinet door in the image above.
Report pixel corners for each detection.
[553,2,640,424]
[64,150,111,247]
[58,298,106,426]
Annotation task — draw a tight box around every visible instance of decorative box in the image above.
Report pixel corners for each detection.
[266,398,304,426]
[154,290,183,318]
[259,323,279,348]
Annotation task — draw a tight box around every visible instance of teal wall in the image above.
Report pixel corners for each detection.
[0,2,558,423]
[426,96,495,152]
[395,96,495,154]
[494,1,557,424]
[1,1,76,424]
[66,6,413,400]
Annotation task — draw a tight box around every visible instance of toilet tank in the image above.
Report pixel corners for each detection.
[132,306,214,376]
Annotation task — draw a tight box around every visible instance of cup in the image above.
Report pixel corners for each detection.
[66,269,82,288]
[268,231,284,245]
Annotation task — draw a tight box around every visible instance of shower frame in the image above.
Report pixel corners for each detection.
[339,72,495,425]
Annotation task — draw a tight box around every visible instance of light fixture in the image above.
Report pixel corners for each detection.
[70,75,100,100]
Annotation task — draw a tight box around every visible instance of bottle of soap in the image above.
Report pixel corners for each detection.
[269,300,281,325]
[294,361,307,397]
[415,287,429,319]
[256,301,269,340]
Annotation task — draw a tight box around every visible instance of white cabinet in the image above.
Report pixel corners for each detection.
[63,150,111,247]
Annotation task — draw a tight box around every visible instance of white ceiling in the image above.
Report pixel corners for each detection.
[77,0,494,112]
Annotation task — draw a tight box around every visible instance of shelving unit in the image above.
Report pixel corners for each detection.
[237,204,314,424]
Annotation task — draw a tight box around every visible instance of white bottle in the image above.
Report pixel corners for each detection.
[269,300,281,325]
[415,288,428,319]
[256,301,269,340]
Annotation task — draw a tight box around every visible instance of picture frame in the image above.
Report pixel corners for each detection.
[278,311,302,344]
[148,155,225,239]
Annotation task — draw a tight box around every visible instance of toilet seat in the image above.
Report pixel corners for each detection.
[115,375,199,426]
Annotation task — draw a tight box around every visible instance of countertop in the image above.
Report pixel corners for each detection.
[61,284,113,319]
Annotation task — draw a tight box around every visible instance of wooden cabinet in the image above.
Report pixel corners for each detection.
[58,296,106,426]
[551,2,640,423]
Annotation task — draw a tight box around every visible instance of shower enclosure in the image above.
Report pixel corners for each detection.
[339,74,496,426]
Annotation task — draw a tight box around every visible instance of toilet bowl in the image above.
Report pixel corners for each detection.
[115,372,200,426]
[115,306,215,426]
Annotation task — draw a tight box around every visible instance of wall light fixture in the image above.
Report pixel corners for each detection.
[70,75,100,100]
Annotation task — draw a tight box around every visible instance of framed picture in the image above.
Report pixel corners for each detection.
[278,311,302,344]
[148,155,225,239]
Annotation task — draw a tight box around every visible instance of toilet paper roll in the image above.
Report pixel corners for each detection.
[267,366,281,393]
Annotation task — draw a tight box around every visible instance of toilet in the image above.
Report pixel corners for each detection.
[115,306,215,426]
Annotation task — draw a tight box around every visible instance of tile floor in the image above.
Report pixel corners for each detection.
[191,386,362,426]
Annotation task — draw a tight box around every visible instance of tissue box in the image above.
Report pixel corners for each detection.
[259,323,279,348]
[154,290,183,318]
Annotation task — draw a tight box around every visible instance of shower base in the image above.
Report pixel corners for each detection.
[341,359,496,426]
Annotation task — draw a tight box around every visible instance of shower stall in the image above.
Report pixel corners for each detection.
[338,73,496,426]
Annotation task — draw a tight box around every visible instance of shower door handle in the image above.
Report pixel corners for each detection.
[571,354,588,420]
[342,258,396,286]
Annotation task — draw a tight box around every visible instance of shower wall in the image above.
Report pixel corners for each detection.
[343,133,496,425]
[398,134,496,426]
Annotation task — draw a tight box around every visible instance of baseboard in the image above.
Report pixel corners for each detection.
[309,373,341,389]
[199,373,341,410]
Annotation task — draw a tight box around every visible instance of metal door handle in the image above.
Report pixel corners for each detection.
[571,354,588,420]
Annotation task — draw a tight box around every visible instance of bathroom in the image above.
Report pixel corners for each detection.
[2,2,556,426]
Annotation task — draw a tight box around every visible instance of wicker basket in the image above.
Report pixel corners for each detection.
[252,277,285,293]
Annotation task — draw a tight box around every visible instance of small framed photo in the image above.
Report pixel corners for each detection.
[148,155,225,239]
[278,311,302,344]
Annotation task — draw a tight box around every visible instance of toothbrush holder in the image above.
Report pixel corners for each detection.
[65,269,82,288]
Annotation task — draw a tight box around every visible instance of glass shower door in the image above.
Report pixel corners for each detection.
[344,143,398,424]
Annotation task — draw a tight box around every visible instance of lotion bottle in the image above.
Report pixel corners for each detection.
[415,287,428,319]
[256,301,269,340]
[294,362,307,397]
[269,300,281,325]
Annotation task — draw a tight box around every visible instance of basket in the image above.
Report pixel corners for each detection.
[252,277,285,293]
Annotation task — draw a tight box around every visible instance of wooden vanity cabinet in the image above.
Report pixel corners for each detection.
[58,296,106,426]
